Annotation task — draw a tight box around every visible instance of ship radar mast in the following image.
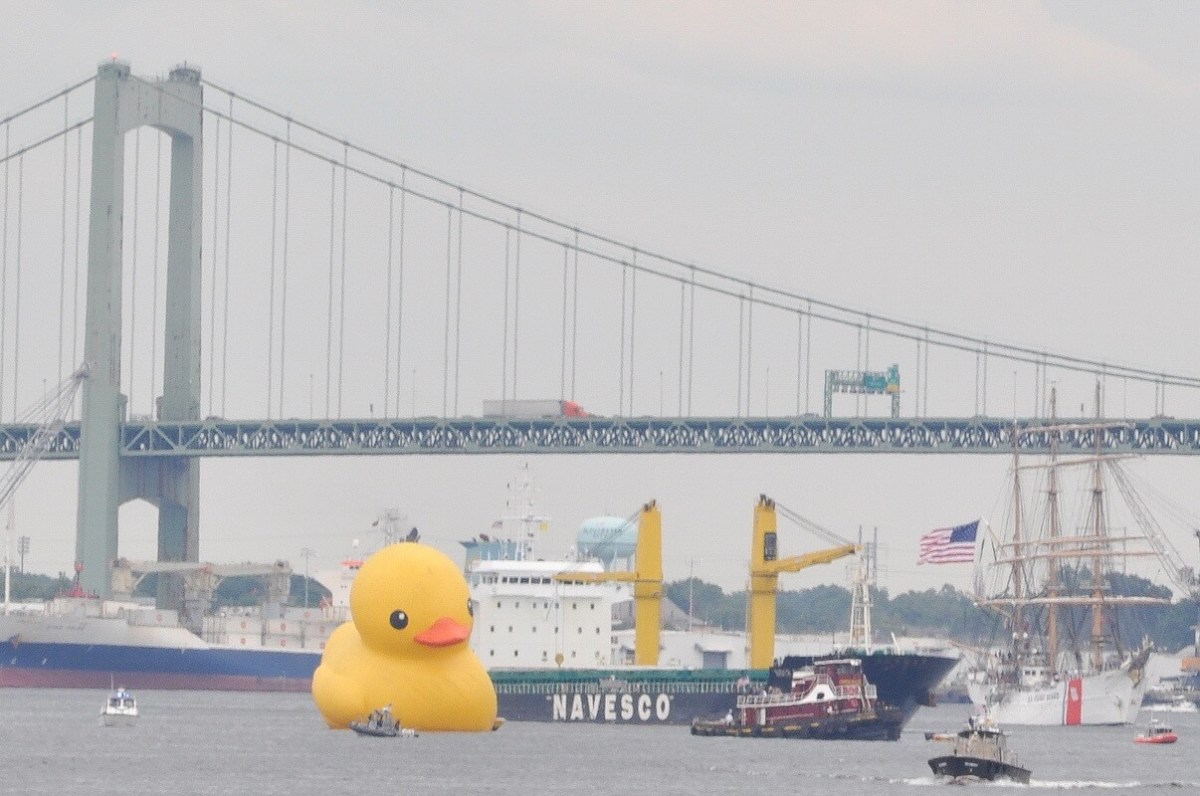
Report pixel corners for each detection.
[500,463,551,561]
[848,527,877,652]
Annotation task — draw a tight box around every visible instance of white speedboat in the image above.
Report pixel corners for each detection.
[100,686,138,727]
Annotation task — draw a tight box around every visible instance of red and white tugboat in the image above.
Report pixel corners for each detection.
[690,658,904,740]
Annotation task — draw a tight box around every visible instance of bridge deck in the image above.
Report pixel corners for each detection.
[3,417,1199,458]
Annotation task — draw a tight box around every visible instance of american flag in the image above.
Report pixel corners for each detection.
[917,520,979,564]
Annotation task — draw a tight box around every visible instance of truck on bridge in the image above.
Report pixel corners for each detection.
[482,399,591,419]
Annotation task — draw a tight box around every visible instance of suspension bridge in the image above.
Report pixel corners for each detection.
[1,60,1199,597]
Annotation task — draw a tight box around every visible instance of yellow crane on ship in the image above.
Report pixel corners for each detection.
[554,500,663,666]
[747,494,859,669]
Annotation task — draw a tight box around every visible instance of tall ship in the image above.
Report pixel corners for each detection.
[967,388,1190,725]
[465,469,957,725]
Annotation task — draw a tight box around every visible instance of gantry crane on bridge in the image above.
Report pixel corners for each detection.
[747,495,860,669]
[554,500,663,666]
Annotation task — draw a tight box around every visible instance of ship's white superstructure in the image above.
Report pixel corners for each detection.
[469,558,624,667]
[461,464,631,668]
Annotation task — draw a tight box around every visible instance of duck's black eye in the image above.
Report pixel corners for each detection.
[389,610,409,630]
[467,600,474,617]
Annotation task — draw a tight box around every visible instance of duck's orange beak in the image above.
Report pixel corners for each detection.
[414,617,470,647]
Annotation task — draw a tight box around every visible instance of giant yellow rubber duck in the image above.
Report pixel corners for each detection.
[311,542,497,732]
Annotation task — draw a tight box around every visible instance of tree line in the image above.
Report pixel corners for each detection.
[665,569,1200,653]
[7,566,1195,653]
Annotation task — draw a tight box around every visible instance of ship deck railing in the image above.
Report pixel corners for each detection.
[738,678,875,706]
[492,678,748,695]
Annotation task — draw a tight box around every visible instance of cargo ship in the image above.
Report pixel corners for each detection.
[0,558,336,691]
[466,545,955,725]
[462,471,957,725]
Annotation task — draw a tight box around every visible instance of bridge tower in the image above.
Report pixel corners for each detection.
[76,61,203,599]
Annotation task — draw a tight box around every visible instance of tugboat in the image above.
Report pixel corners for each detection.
[349,705,418,738]
[927,713,1031,784]
[1133,715,1177,745]
[690,658,904,740]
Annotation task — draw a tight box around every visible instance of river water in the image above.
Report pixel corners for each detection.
[0,689,1195,794]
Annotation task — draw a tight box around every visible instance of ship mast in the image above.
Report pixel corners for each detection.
[1010,420,1025,662]
[848,527,875,652]
[1089,382,1108,671]
[1046,389,1061,670]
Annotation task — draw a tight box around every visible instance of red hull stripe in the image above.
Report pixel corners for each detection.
[1065,678,1083,725]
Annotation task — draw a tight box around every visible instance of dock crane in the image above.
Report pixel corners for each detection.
[2,365,90,607]
[747,494,859,669]
[554,500,663,665]
[0,364,90,513]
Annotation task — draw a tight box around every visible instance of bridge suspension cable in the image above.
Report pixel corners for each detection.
[221,95,235,417]
[129,128,141,414]
[150,132,161,420]
[44,71,1186,425]
[0,75,94,127]
[279,119,292,420]
[57,96,68,386]
[195,78,1200,393]
[267,139,279,417]
[191,79,1200,397]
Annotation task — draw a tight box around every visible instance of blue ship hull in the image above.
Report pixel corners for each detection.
[0,640,319,691]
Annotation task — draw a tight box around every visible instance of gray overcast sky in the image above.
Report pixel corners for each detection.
[1,2,1199,596]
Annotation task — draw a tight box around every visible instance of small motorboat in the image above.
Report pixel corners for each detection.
[100,686,139,727]
[928,713,1031,784]
[1134,715,1177,745]
[349,705,417,738]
